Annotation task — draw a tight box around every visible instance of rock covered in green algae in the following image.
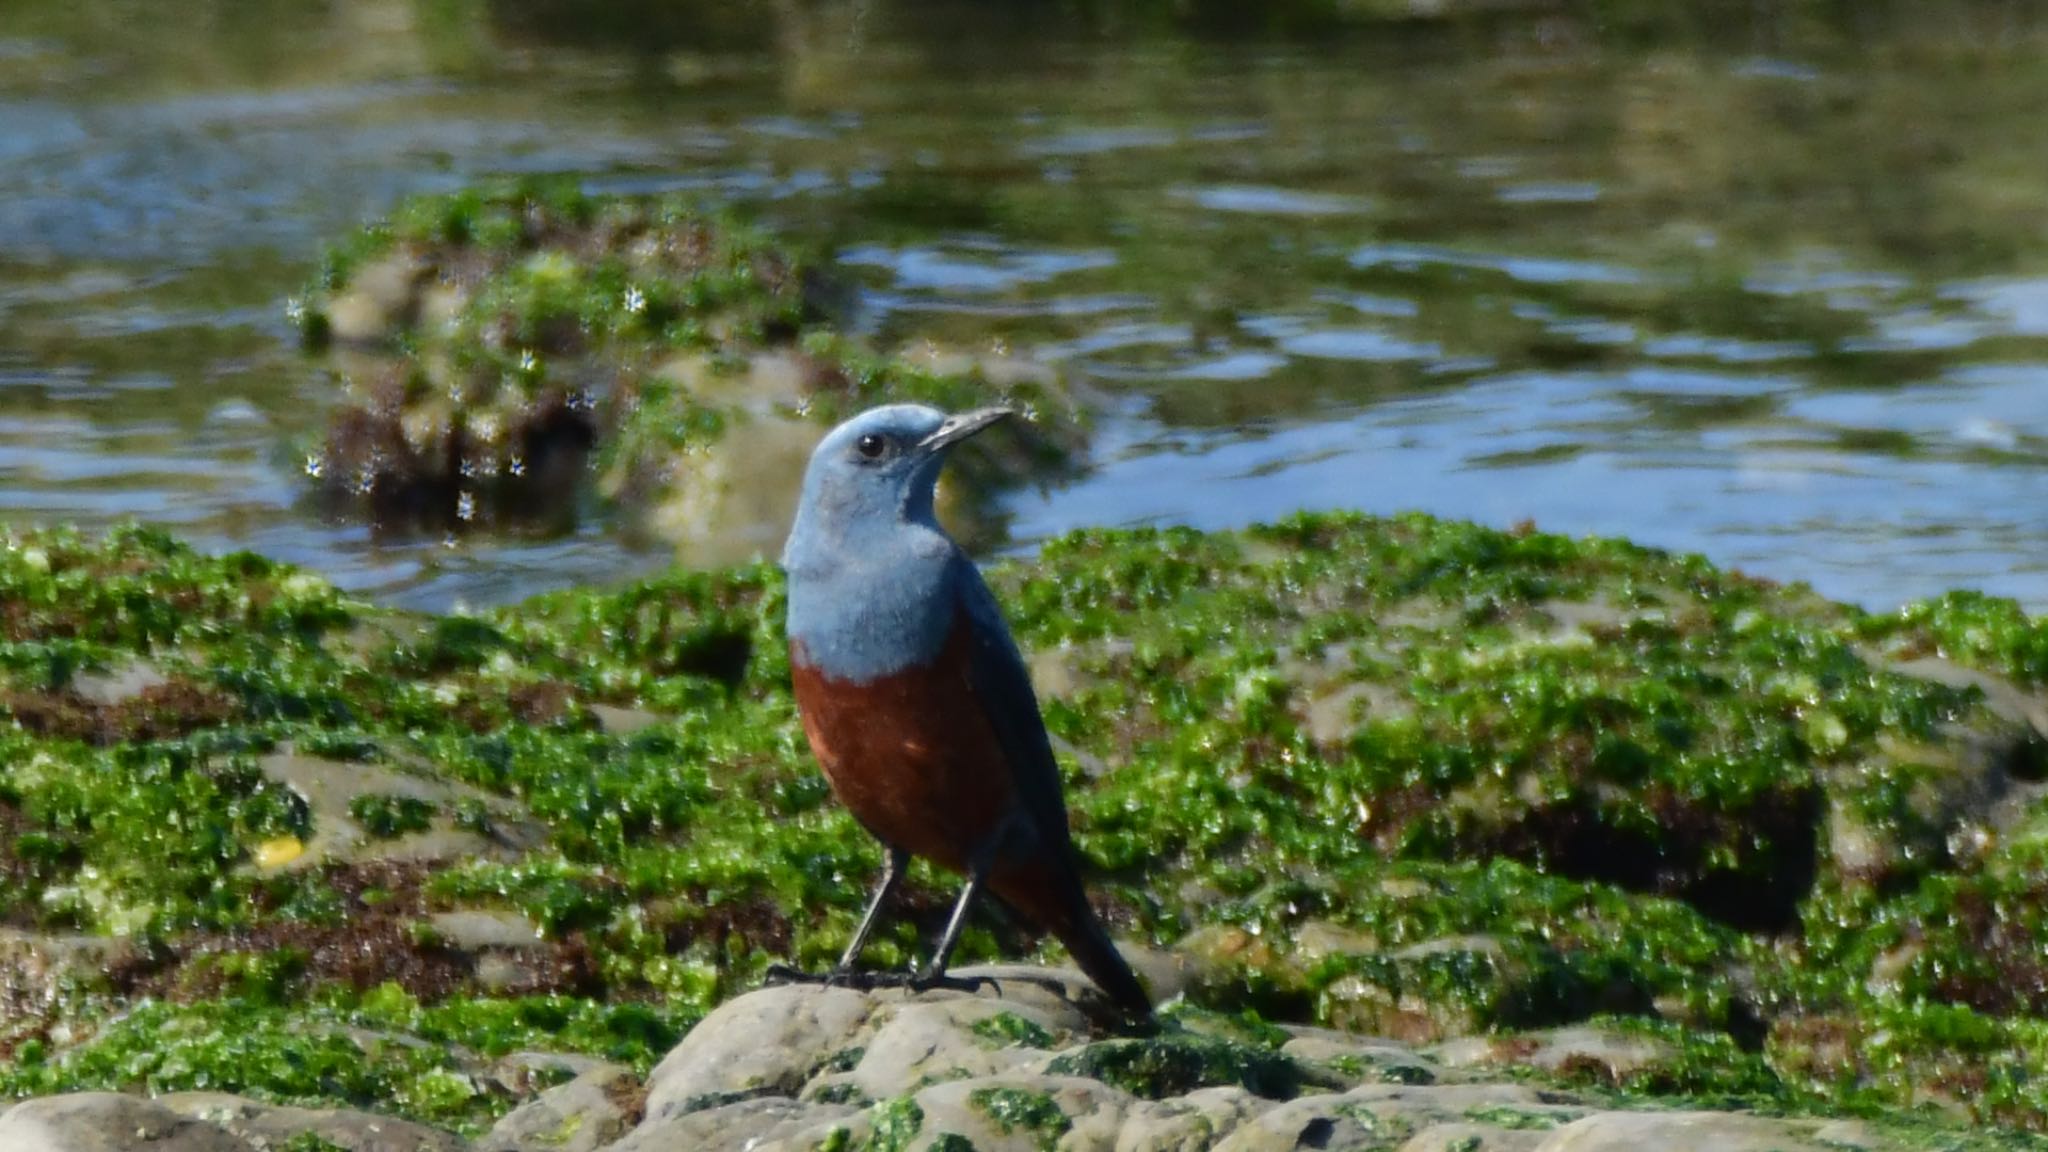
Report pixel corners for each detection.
[4,516,2048,1143]
[8,980,2020,1151]
[294,178,1084,556]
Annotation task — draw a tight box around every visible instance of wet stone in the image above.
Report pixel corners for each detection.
[254,751,542,870]
[606,1097,858,1152]
[803,998,1066,1104]
[478,1064,641,1152]
[911,1073,1131,1152]
[0,1093,251,1152]
[158,1093,466,1152]
[1430,1026,1675,1083]
[1401,1122,1550,1152]
[642,984,878,1121]
[66,659,168,707]
[1530,1109,1852,1152]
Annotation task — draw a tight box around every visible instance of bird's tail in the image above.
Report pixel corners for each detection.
[993,863,1153,1023]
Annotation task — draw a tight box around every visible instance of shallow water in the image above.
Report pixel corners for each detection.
[3,0,2047,611]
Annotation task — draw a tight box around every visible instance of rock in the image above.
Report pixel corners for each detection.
[1339,1082,1584,1147]
[478,1064,641,1152]
[1210,1095,1382,1152]
[1317,936,1516,1043]
[1431,1026,1676,1083]
[253,751,543,871]
[157,1093,465,1151]
[491,1051,625,1097]
[1206,1083,1583,1152]
[642,984,877,1120]
[1120,941,1203,1008]
[1402,1122,1550,1151]
[1119,1085,1272,1150]
[428,909,543,951]
[804,998,1066,1104]
[1301,679,1412,745]
[423,909,553,992]
[910,1074,1132,1151]
[1281,1031,1442,1086]
[325,251,430,345]
[68,659,168,706]
[0,929,140,1014]
[588,704,664,736]
[1886,655,2048,739]
[0,1093,251,1152]
[607,1097,858,1152]
[1531,1109,1846,1152]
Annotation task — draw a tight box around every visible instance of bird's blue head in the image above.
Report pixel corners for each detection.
[782,403,1011,573]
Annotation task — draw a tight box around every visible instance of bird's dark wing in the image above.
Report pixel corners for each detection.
[952,557,1076,854]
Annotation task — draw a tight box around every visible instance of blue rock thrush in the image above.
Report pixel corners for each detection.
[773,403,1152,1019]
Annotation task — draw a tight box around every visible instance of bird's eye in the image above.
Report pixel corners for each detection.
[855,433,889,460]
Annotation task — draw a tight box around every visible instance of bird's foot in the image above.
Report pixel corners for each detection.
[762,964,919,992]
[761,962,834,987]
[910,969,1000,996]
[762,963,998,997]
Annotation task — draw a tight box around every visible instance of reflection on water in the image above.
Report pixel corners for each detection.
[2,0,2047,610]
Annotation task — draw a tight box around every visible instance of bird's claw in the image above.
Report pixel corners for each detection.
[762,964,913,992]
[762,962,831,987]
[762,963,997,997]
[910,970,999,996]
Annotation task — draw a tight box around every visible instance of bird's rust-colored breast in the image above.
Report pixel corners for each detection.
[789,609,1019,873]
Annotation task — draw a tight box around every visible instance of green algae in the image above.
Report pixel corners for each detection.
[862,1095,924,1152]
[1045,1033,1307,1101]
[969,1011,1055,1051]
[3,515,2048,1138]
[970,1085,1070,1149]
[350,794,437,839]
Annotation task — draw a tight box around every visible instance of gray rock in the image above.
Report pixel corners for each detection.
[1205,1082,1579,1152]
[1209,1096,1383,1152]
[910,1074,1131,1152]
[157,1093,465,1151]
[588,704,665,737]
[428,910,544,952]
[1343,1082,1583,1129]
[1116,1085,1271,1151]
[1281,1032,1442,1087]
[806,998,1064,1104]
[478,1064,641,1152]
[1401,1122,1549,1151]
[1431,1025,1674,1082]
[0,928,139,1013]
[423,911,552,992]
[607,1097,857,1152]
[642,984,877,1120]
[1531,1110,1846,1152]
[0,1093,251,1152]
[253,750,543,871]
[68,659,168,706]
[325,252,430,344]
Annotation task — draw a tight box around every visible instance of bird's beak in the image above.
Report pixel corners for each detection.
[917,406,1013,452]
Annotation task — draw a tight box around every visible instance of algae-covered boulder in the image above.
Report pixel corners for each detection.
[4,516,2048,1141]
[295,178,1085,554]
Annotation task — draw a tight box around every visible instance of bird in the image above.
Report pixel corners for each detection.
[774,403,1152,1021]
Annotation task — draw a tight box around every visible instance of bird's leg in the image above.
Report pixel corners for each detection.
[836,847,909,973]
[763,847,910,990]
[910,823,1014,995]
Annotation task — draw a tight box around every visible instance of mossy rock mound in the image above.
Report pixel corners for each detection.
[4,516,2048,1134]
[296,178,1084,553]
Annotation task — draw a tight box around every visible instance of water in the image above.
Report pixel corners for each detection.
[3,0,2047,611]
